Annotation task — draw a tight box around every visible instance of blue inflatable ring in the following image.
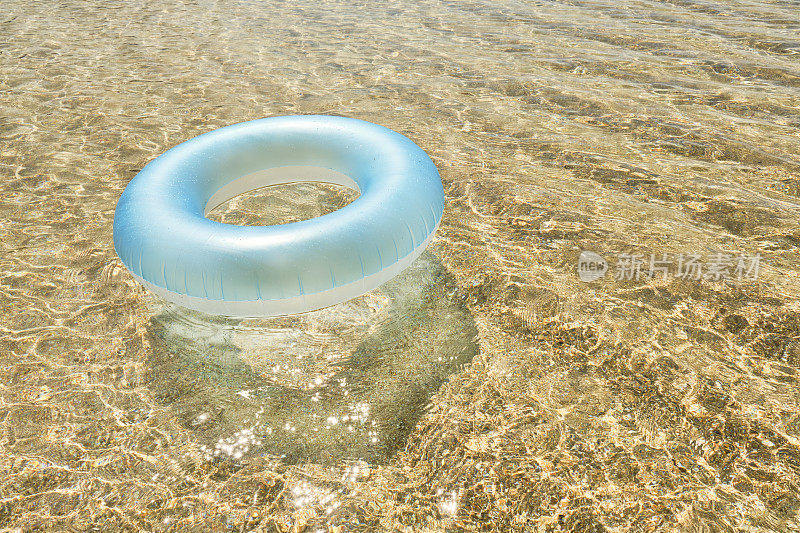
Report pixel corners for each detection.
[113,115,444,317]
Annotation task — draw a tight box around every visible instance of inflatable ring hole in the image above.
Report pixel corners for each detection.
[204,166,360,227]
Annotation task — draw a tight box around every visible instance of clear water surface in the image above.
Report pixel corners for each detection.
[2,0,800,530]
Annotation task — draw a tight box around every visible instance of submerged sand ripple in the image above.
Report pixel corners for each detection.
[2,0,800,530]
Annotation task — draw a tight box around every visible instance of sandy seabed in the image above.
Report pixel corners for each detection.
[2,0,800,531]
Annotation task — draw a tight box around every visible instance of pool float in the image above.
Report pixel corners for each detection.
[113,115,444,317]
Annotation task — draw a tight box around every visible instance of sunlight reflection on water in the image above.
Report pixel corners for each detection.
[3,0,800,529]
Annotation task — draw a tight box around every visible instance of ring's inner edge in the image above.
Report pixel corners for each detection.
[203,165,361,217]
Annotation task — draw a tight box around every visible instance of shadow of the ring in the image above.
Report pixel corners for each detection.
[142,251,479,466]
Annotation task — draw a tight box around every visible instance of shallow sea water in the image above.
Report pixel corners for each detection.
[2,0,800,531]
